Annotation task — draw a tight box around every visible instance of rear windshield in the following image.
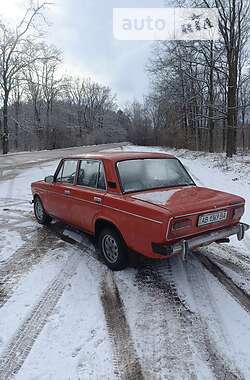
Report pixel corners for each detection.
[117,158,194,193]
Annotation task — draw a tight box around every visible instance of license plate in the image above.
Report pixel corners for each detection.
[198,210,228,226]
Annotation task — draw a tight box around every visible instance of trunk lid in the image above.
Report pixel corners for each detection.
[130,186,244,216]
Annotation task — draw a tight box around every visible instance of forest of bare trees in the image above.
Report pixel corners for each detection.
[128,0,250,157]
[0,2,128,154]
[1,1,250,156]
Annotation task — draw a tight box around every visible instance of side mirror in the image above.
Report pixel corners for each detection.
[45,175,54,183]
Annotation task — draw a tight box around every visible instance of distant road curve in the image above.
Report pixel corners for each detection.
[0,142,129,181]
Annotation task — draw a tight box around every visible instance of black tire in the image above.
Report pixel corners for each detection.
[34,196,52,225]
[98,227,128,271]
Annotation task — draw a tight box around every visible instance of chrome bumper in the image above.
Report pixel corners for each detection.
[177,222,249,260]
[152,223,249,260]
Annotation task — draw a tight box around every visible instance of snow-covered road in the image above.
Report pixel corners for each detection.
[0,144,250,379]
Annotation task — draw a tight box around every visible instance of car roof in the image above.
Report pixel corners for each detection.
[64,150,175,162]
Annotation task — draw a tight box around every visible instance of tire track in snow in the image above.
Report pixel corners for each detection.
[177,256,245,380]
[0,253,81,380]
[199,245,250,295]
[217,243,250,266]
[0,203,34,233]
[0,226,61,307]
[0,198,28,207]
[132,260,197,379]
[0,218,99,308]
[49,223,104,269]
[197,253,250,313]
[243,233,250,247]
[134,258,244,380]
[100,272,144,380]
[202,250,249,276]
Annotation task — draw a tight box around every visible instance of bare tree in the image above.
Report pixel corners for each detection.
[10,75,24,150]
[0,1,49,154]
[202,0,250,156]
[239,68,250,151]
[65,77,116,136]
[40,45,62,148]
[64,76,87,136]
[23,43,62,148]
[143,0,250,154]
[24,52,43,129]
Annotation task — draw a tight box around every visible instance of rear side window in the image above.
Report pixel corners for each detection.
[56,160,78,184]
[77,160,106,190]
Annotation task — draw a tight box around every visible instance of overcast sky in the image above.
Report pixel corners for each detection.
[0,0,164,106]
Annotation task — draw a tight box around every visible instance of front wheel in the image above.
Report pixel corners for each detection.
[34,196,52,225]
[98,228,128,271]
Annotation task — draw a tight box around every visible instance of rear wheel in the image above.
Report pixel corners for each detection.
[34,196,52,225]
[98,227,128,271]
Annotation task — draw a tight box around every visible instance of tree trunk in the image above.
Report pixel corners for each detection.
[222,119,226,151]
[240,103,245,151]
[208,87,214,153]
[46,104,50,149]
[77,109,82,138]
[208,43,215,153]
[14,100,20,151]
[226,64,237,158]
[2,91,9,154]
[14,122,18,150]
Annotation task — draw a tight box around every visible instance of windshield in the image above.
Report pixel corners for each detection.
[117,158,195,193]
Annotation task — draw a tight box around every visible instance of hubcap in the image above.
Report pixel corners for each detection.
[102,234,119,263]
[35,199,44,220]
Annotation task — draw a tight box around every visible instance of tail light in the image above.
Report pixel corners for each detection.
[172,218,192,231]
[233,206,244,220]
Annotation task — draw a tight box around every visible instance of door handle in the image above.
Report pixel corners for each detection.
[64,189,71,195]
[94,197,102,204]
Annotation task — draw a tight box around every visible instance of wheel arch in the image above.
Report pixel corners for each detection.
[95,218,126,244]
[33,192,49,215]
[33,193,40,201]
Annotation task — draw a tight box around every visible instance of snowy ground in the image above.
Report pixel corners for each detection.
[0,144,250,379]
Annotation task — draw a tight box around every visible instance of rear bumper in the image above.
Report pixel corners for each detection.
[152,222,249,260]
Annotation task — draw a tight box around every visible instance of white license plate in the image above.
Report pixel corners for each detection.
[198,210,228,226]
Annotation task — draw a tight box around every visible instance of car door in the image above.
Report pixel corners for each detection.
[45,159,79,222]
[69,159,107,232]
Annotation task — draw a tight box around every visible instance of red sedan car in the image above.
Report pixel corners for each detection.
[31,151,249,270]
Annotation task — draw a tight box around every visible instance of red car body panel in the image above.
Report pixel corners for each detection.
[31,151,246,259]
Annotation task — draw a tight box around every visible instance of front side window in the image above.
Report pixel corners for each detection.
[77,160,107,190]
[117,158,194,193]
[56,160,78,184]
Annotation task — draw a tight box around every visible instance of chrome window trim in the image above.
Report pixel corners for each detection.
[76,159,107,191]
[116,157,195,194]
[54,158,79,184]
